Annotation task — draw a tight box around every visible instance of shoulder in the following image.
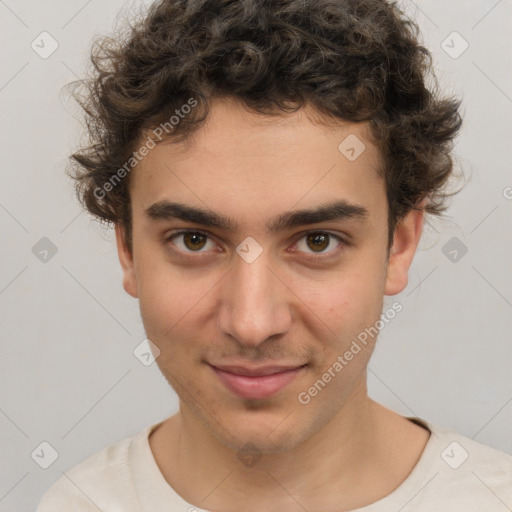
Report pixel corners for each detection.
[35,426,152,512]
[432,422,512,475]
[413,420,512,509]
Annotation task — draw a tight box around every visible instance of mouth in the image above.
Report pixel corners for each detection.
[208,363,308,400]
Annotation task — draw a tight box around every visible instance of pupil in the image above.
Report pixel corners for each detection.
[308,233,328,252]
[184,233,206,250]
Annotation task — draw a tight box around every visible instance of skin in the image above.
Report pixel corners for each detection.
[116,96,430,511]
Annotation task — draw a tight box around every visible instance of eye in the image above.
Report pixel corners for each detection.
[166,230,217,253]
[293,231,345,257]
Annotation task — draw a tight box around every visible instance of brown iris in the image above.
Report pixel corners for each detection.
[183,232,207,251]
[306,232,329,252]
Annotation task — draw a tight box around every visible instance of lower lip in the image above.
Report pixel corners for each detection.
[211,365,305,400]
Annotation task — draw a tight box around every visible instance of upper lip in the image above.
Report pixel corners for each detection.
[210,363,306,377]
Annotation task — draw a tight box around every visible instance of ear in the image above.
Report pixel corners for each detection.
[384,200,426,296]
[115,224,138,298]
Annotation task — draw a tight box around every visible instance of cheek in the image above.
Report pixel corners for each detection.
[311,266,386,324]
[301,275,383,404]
[135,264,195,349]
[302,264,386,372]
[135,260,228,380]
[134,240,217,328]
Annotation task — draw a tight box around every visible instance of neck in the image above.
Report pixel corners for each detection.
[182,377,374,479]
[151,378,429,511]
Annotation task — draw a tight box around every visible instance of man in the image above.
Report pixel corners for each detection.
[37,0,512,510]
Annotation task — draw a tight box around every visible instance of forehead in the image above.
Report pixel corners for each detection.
[145,97,381,165]
[131,97,386,228]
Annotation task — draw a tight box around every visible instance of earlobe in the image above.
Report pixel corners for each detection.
[384,204,425,296]
[115,224,138,298]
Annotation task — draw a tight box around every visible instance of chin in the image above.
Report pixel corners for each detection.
[208,407,309,455]
[220,426,304,455]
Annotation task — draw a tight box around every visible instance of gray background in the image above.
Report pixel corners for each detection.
[0,0,511,510]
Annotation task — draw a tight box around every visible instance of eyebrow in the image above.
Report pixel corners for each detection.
[145,199,369,233]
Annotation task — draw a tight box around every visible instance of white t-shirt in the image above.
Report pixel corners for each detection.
[36,417,512,512]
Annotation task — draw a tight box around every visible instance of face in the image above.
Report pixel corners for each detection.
[116,97,423,454]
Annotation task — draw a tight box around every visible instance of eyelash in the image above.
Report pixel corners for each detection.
[164,229,347,262]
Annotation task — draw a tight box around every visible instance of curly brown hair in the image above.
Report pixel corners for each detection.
[67,0,463,251]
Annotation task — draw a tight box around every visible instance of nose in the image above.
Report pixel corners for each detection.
[217,249,292,348]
